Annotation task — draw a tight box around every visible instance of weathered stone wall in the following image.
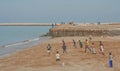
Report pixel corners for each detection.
[49,29,109,37]
[47,24,120,37]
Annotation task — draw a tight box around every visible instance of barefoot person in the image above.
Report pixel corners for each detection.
[62,39,65,46]
[56,51,60,61]
[109,52,113,68]
[62,44,67,53]
[84,39,91,53]
[73,39,77,48]
[79,40,83,48]
[47,44,51,55]
[91,43,96,54]
[99,41,104,55]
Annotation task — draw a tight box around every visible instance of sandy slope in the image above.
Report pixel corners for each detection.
[0,36,120,71]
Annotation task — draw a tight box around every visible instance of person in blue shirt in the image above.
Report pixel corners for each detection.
[79,40,83,48]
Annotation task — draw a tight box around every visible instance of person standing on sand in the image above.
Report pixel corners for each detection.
[73,39,77,48]
[62,39,65,46]
[109,52,113,68]
[79,40,83,48]
[47,44,52,55]
[100,44,104,55]
[99,41,104,55]
[85,39,91,53]
[56,51,60,61]
[62,44,67,53]
[91,43,96,54]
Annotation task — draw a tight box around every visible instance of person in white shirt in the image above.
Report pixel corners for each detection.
[100,44,104,55]
[56,51,60,61]
[91,43,96,54]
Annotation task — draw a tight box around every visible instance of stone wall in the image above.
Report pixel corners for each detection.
[49,29,109,37]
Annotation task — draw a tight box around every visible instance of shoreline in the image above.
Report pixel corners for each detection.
[0,36,51,58]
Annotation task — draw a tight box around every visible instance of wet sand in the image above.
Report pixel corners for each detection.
[0,37,51,58]
[0,36,120,71]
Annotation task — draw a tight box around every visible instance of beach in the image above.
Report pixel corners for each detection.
[1,0,120,70]
[0,36,120,71]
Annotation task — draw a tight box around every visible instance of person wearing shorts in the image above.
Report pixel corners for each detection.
[85,39,91,53]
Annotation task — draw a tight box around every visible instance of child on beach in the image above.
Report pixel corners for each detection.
[47,44,51,55]
[73,39,77,48]
[99,41,104,55]
[62,39,65,46]
[109,52,113,68]
[91,43,96,54]
[56,51,60,61]
[62,44,67,53]
[85,39,91,53]
[79,40,83,48]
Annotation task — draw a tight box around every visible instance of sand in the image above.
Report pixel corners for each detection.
[0,36,120,71]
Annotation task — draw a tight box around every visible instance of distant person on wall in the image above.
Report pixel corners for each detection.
[73,39,77,48]
[47,44,52,56]
[56,51,60,61]
[79,40,83,48]
[52,23,54,28]
[84,39,91,53]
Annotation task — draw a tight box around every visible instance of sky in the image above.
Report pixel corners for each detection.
[0,0,120,23]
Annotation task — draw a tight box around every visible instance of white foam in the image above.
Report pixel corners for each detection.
[28,38,40,42]
[4,38,40,47]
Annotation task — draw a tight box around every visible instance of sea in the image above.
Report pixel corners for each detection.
[0,26,52,58]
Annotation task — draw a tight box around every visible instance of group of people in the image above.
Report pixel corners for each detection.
[84,39,105,55]
[46,38,113,68]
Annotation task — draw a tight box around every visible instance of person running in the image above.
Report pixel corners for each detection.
[73,39,77,48]
[99,41,104,55]
[62,39,65,46]
[85,39,91,53]
[79,40,83,48]
[62,44,67,53]
[109,52,113,68]
[47,44,51,55]
[91,43,96,54]
[56,51,60,61]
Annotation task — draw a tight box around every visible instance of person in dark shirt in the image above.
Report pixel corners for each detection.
[79,40,83,48]
[47,44,51,55]
[73,39,77,48]
[62,44,67,53]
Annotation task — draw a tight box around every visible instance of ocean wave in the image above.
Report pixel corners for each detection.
[4,38,40,47]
